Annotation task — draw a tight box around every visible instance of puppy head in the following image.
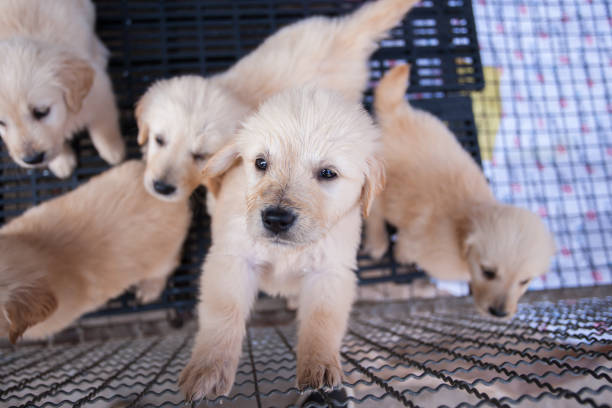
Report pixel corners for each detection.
[203,86,384,246]
[0,238,57,343]
[0,39,94,168]
[463,204,556,318]
[135,75,250,202]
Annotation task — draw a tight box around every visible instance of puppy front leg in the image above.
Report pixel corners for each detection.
[180,253,258,401]
[48,143,77,179]
[86,71,125,165]
[296,270,356,390]
[362,198,389,259]
[134,276,167,304]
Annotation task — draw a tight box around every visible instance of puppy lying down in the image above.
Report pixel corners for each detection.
[0,161,191,343]
[179,87,384,400]
[135,0,418,203]
[364,65,556,318]
[0,0,124,178]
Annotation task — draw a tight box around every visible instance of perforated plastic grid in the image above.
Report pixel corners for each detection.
[1,287,610,407]
[97,0,484,112]
[0,0,484,316]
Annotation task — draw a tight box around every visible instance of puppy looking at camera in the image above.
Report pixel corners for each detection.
[135,0,418,203]
[0,161,190,343]
[363,65,556,318]
[179,87,384,400]
[0,0,124,178]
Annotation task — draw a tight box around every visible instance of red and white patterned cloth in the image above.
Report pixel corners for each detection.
[475,0,612,289]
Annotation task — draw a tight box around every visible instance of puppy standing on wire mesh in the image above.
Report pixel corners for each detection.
[179,86,384,400]
[135,0,419,204]
[363,65,556,318]
[0,0,124,178]
[0,161,191,343]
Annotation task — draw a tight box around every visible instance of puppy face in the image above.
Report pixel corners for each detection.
[0,39,94,168]
[135,76,250,202]
[464,205,556,318]
[203,86,384,246]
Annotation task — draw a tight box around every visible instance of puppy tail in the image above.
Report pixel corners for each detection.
[343,0,421,43]
[374,64,411,114]
[2,281,57,344]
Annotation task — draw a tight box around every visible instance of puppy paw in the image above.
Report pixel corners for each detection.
[49,151,77,179]
[98,139,125,165]
[179,353,238,401]
[362,238,388,260]
[297,353,343,390]
[134,277,167,304]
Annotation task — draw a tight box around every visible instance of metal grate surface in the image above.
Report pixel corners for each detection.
[1,287,610,407]
[0,0,484,317]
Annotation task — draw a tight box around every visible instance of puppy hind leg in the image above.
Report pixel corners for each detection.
[180,252,258,401]
[87,71,125,165]
[393,228,419,265]
[48,143,77,179]
[296,270,356,390]
[362,198,389,260]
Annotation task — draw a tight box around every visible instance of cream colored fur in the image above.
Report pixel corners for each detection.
[0,0,124,178]
[135,0,418,203]
[179,87,384,400]
[363,65,556,318]
[0,161,191,343]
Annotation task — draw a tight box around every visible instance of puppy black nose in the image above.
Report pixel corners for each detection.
[262,206,296,234]
[22,151,45,165]
[153,180,176,195]
[488,306,508,318]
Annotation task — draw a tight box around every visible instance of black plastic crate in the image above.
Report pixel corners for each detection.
[96,0,484,114]
[0,0,484,317]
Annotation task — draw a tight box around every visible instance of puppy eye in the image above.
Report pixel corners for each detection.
[482,267,496,280]
[155,135,165,147]
[32,106,50,120]
[0,120,5,127]
[192,152,208,161]
[519,279,530,286]
[318,168,338,180]
[255,158,267,171]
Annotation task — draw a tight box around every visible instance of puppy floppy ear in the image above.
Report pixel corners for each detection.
[4,283,57,344]
[361,155,386,218]
[201,142,241,197]
[134,92,151,146]
[456,216,476,257]
[57,55,95,113]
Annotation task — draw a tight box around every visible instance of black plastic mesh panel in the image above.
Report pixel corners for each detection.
[1,287,609,407]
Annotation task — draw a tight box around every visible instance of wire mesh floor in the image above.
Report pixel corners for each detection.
[1,287,610,408]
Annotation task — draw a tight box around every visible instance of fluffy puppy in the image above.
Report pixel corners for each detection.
[0,161,191,343]
[135,0,418,203]
[0,0,124,178]
[179,87,384,400]
[363,65,556,318]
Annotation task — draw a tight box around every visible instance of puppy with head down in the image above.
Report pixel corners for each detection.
[179,87,384,400]
[135,0,418,203]
[0,0,124,178]
[363,65,556,318]
[0,161,191,343]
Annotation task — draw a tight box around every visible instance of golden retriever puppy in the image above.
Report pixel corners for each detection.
[0,161,191,343]
[135,0,418,202]
[0,0,124,178]
[363,65,556,318]
[179,87,384,400]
